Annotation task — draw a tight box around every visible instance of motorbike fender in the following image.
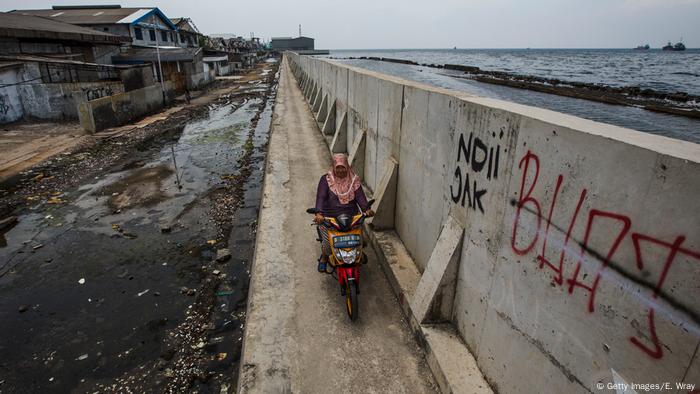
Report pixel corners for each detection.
[336,266,359,287]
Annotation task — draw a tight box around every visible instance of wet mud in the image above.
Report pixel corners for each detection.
[0,59,280,393]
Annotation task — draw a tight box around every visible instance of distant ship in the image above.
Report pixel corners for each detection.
[662,41,686,51]
[634,44,650,50]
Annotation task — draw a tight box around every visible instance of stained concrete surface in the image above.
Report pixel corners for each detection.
[238,58,436,393]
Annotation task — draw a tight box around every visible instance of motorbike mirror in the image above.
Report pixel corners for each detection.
[367,199,376,208]
[306,208,318,214]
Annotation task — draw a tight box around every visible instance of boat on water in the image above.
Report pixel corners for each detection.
[662,41,686,51]
[634,44,650,50]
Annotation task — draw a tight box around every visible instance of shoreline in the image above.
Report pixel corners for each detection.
[332,56,700,120]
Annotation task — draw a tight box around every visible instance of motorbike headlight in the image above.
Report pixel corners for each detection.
[337,249,358,264]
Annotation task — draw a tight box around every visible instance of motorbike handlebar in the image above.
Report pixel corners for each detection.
[305,198,375,217]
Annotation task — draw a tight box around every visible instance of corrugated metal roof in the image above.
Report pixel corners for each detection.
[112,47,202,63]
[203,56,228,62]
[0,54,145,69]
[116,8,151,24]
[10,7,151,25]
[0,12,128,44]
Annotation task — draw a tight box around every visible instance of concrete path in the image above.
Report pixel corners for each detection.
[239,58,437,393]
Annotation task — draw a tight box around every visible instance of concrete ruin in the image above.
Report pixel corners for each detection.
[285,52,700,394]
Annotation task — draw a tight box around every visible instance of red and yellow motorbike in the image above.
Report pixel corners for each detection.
[306,200,374,321]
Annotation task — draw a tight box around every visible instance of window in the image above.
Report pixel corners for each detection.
[161,31,168,42]
[103,27,109,32]
[134,27,143,40]
[149,29,156,41]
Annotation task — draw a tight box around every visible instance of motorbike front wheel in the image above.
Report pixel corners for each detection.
[345,280,358,321]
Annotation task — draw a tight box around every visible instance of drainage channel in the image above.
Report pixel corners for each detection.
[0,61,279,393]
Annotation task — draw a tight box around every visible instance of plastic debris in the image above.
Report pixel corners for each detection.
[18,305,29,313]
[137,289,150,297]
[78,278,86,285]
[47,197,66,204]
[216,352,227,361]
[76,354,88,361]
[215,248,231,262]
[207,239,216,245]
[216,291,234,296]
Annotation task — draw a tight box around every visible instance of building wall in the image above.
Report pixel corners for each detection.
[0,67,23,123]
[287,53,700,394]
[128,18,177,48]
[271,37,314,51]
[78,81,174,132]
[0,62,129,124]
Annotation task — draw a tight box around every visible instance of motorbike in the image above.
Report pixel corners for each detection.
[306,199,374,321]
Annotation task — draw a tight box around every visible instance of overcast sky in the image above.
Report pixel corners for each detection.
[2,0,698,49]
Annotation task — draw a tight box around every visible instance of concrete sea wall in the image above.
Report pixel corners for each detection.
[286,52,700,393]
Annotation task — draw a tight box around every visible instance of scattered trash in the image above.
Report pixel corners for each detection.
[216,352,227,361]
[112,223,137,239]
[153,291,160,297]
[215,248,231,262]
[207,239,217,245]
[49,377,54,382]
[18,305,29,313]
[161,226,172,233]
[137,289,150,297]
[76,354,88,361]
[32,244,44,250]
[216,291,234,296]
[220,383,229,394]
[181,287,196,296]
[196,341,205,349]
[78,278,86,285]
[47,196,66,204]
[212,269,221,276]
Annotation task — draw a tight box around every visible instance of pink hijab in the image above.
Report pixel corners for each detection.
[326,153,361,204]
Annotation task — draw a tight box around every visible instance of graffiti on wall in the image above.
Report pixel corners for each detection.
[82,85,114,101]
[450,128,505,214]
[0,95,10,116]
[510,149,700,360]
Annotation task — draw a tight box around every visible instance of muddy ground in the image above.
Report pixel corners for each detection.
[0,59,279,393]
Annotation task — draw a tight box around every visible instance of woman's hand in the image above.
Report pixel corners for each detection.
[365,209,375,217]
[314,213,324,224]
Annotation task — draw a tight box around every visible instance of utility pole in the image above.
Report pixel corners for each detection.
[153,20,166,104]
[299,24,301,37]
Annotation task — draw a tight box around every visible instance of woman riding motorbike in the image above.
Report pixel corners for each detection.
[314,154,374,272]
